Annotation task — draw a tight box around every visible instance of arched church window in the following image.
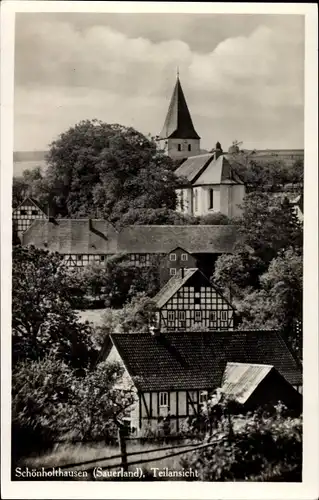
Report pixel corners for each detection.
[188,144,191,152]
[178,144,182,151]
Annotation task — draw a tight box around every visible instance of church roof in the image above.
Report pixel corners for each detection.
[159,77,200,140]
[101,331,302,391]
[175,153,245,186]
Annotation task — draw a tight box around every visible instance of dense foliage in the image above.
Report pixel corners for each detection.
[214,192,303,359]
[12,246,95,368]
[80,254,161,308]
[180,392,302,481]
[25,120,180,222]
[12,357,136,460]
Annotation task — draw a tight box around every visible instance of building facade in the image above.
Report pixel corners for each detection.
[100,331,302,436]
[174,148,245,218]
[154,268,235,332]
[12,197,47,242]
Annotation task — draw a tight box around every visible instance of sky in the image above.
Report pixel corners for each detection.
[14,12,305,152]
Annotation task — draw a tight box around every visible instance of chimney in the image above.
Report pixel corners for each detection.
[215,142,223,160]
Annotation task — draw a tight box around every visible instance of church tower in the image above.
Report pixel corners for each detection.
[158,74,200,159]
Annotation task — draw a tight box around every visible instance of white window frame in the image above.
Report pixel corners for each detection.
[170,268,177,276]
[168,311,175,322]
[178,311,186,321]
[220,311,228,321]
[181,253,188,261]
[169,253,177,261]
[159,392,168,407]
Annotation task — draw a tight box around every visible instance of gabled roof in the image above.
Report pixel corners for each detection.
[221,362,274,404]
[194,155,245,186]
[103,331,302,391]
[159,77,200,140]
[154,268,234,309]
[174,153,214,183]
[175,153,245,186]
[118,225,238,254]
[154,268,198,308]
[12,197,47,215]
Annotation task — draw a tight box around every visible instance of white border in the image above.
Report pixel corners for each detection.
[1,2,318,499]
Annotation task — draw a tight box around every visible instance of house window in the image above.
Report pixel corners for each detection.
[178,144,182,152]
[77,255,83,261]
[220,311,228,321]
[181,253,188,261]
[100,255,105,262]
[169,253,177,261]
[195,311,202,322]
[199,391,208,403]
[188,144,191,152]
[210,311,217,321]
[194,190,198,212]
[180,190,184,211]
[20,209,27,215]
[159,392,168,407]
[179,311,186,321]
[209,189,214,209]
[170,268,177,276]
[168,311,175,322]
[31,210,39,215]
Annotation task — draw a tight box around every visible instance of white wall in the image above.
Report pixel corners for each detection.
[167,138,200,159]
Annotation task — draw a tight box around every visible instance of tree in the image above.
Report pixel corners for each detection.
[213,192,303,359]
[237,249,303,359]
[44,120,179,221]
[12,356,137,461]
[12,246,96,367]
[94,293,157,347]
[118,207,199,226]
[80,254,161,308]
[12,167,50,209]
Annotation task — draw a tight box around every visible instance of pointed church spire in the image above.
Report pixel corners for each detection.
[159,76,200,140]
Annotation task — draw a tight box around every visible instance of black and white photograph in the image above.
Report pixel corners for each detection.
[1,2,318,499]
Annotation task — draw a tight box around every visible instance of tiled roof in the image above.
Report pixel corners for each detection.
[23,219,119,254]
[175,153,244,186]
[106,331,302,391]
[221,362,274,404]
[154,268,198,308]
[174,153,214,183]
[194,155,244,186]
[23,220,238,255]
[159,77,200,140]
[118,225,238,254]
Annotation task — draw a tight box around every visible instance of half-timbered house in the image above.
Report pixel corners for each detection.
[100,331,302,435]
[154,268,235,332]
[12,197,47,243]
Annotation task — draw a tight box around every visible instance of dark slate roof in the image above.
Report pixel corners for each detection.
[118,225,238,254]
[175,153,245,186]
[106,331,302,391]
[154,268,198,308]
[159,77,200,140]
[22,219,119,254]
